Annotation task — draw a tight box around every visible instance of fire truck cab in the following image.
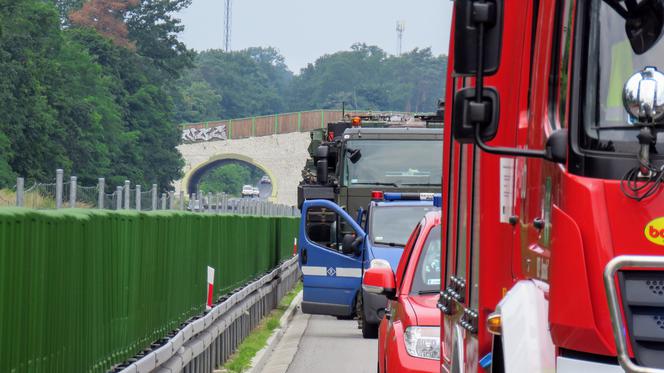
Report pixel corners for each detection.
[442,0,664,372]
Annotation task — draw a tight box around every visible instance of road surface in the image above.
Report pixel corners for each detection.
[261,312,377,373]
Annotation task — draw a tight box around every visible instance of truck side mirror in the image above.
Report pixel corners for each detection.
[315,145,329,184]
[316,159,328,184]
[452,0,563,162]
[453,0,503,76]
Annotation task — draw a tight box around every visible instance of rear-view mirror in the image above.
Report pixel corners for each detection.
[363,266,396,300]
[453,0,504,76]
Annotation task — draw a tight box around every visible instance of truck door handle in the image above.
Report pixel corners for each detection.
[533,218,545,230]
[301,249,308,265]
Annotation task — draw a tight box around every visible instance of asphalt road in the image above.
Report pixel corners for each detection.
[285,315,377,373]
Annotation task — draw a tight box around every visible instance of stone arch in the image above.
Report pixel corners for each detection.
[182,153,278,199]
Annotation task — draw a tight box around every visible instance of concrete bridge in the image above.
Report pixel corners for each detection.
[174,110,389,206]
[175,131,310,206]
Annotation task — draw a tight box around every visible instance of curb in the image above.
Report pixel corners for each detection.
[245,290,303,373]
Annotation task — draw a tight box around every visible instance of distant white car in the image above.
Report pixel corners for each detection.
[252,187,260,198]
[241,185,254,197]
[260,175,271,184]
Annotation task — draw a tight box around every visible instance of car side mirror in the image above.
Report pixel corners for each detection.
[363,266,396,300]
[341,233,361,255]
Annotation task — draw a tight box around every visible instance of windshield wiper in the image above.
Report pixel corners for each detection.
[417,290,440,295]
[373,241,403,247]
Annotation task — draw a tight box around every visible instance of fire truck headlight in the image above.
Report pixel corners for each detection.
[404,326,440,360]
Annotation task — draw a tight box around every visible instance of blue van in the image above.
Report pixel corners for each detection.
[298,192,440,338]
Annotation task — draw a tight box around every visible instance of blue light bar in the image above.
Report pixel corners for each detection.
[433,195,442,208]
[383,192,442,202]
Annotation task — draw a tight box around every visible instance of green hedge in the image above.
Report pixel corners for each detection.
[0,208,299,373]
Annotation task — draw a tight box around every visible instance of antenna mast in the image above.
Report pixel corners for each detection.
[396,21,405,56]
[224,0,232,52]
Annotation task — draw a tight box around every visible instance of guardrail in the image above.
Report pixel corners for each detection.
[0,209,299,373]
[115,256,300,373]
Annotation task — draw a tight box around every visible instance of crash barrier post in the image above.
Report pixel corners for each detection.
[0,209,299,373]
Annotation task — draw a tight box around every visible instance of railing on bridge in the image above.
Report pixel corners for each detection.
[2,169,298,217]
[180,109,414,141]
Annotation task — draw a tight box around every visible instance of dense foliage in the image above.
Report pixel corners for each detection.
[175,44,447,122]
[0,0,446,190]
[198,162,265,196]
[0,0,190,189]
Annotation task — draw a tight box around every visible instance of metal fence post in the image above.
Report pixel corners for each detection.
[16,177,24,207]
[151,184,157,211]
[135,185,141,211]
[207,192,212,213]
[69,176,77,208]
[179,191,185,211]
[168,191,174,210]
[124,180,130,209]
[191,193,196,212]
[98,178,105,209]
[115,186,122,210]
[161,193,166,210]
[55,169,63,209]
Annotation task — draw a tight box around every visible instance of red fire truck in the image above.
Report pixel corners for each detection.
[439,0,664,372]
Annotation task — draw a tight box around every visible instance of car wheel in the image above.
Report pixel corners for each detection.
[362,320,379,338]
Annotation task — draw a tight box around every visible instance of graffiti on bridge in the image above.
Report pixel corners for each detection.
[182,125,228,143]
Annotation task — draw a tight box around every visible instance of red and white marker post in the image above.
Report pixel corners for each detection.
[206,266,215,310]
[293,237,298,257]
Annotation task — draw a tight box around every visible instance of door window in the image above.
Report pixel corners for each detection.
[305,207,354,252]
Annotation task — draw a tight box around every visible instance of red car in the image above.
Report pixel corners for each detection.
[363,209,441,373]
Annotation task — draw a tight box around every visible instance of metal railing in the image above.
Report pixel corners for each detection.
[114,256,300,373]
[5,169,298,217]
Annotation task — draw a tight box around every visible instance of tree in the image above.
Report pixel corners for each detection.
[69,0,140,49]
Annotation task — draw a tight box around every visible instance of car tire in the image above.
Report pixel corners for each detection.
[362,320,379,338]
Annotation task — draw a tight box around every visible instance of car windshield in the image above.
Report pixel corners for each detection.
[369,205,436,247]
[583,0,664,154]
[410,225,441,294]
[342,140,442,187]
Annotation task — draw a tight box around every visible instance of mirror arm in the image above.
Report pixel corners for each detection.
[474,126,548,158]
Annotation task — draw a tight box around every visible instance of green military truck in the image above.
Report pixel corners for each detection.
[297,110,444,217]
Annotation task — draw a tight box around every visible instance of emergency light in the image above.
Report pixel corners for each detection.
[383,192,439,201]
[352,116,362,126]
[371,191,384,200]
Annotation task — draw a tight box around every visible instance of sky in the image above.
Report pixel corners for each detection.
[177,0,454,73]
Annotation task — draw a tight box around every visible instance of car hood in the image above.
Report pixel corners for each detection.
[368,246,404,270]
[407,294,439,326]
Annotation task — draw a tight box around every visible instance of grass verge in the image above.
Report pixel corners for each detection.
[222,281,303,373]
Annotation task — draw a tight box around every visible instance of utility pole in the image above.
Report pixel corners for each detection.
[224,0,232,52]
[396,21,405,56]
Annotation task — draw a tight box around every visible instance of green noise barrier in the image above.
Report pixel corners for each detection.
[0,208,299,373]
